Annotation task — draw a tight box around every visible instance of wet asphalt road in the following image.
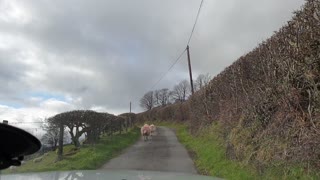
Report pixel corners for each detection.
[100,126,197,174]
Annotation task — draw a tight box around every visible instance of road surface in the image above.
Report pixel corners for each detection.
[100,126,197,174]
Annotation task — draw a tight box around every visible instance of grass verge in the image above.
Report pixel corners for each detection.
[3,128,140,174]
[157,121,319,180]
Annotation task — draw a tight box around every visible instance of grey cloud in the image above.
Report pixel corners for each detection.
[0,48,33,104]
[0,0,305,114]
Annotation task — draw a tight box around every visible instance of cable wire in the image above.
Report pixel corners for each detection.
[187,0,204,46]
[150,0,204,90]
[8,121,46,124]
[150,48,187,90]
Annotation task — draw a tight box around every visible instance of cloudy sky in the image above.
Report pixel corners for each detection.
[0,0,305,129]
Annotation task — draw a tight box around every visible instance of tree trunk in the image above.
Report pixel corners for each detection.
[53,139,58,151]
[57,123,64,161]
[72,136,81,147]
[69,131,80,147]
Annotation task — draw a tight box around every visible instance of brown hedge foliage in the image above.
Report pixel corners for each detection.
[137,0,320,170]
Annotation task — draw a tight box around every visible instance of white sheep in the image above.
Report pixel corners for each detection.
[150,124,156,136]
[33,156,43,163]
[141,124,151,141]
[9,166,17,172]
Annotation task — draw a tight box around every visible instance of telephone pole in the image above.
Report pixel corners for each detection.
[186,45,194,94]
[129,102,132,127]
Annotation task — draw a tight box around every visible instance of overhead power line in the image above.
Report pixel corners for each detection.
[8,121,46,124]
[150,48,186,90]
[149,0,204,91]
[187,0,204,46]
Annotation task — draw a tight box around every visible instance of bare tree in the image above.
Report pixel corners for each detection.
[41,118,59,150]
[158,88,170,106]
[168,91,174,104]
[171,80,190,102]
[195,73,211,91]
[41,128,59,150]
[41,130,68,150]
[41,118,68,150]
[154,89,161,107]
[140,91,154,110]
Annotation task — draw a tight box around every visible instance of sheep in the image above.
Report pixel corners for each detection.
[150,124,156,136]
[141,124,151,141]
[9,166,17,172]
[33,156,43,163]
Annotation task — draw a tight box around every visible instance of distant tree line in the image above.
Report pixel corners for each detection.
[140,73,211,110]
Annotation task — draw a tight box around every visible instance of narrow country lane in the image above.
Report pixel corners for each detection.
[100,126,197,174]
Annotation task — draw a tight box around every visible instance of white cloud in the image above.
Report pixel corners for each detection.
[0,99,73,123]
[0,0,34,25]
[0,98,76,137]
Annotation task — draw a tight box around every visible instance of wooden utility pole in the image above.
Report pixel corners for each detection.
[129,102,132,127]
[186,45,194,94]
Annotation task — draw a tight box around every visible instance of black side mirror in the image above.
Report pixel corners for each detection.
[0,123,41,170]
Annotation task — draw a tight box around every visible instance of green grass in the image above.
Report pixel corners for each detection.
[3,128,140,174]
[157,121,319,180]
[157,122,257,180]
